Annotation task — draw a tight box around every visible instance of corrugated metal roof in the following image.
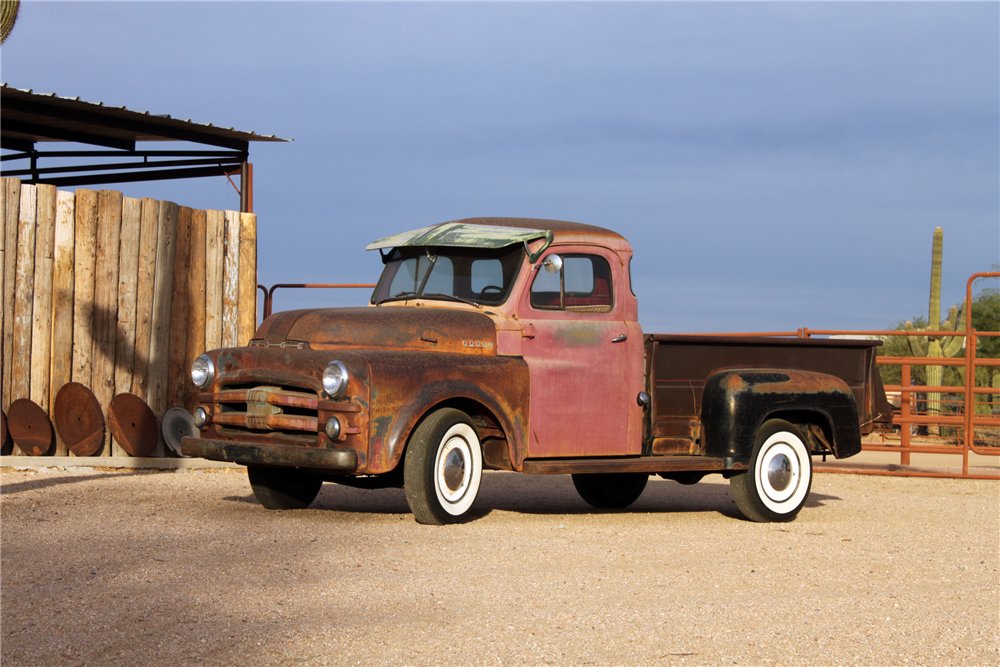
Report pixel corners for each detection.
[1,84,289,152]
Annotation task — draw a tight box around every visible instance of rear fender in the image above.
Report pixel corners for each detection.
[701,369,861,468]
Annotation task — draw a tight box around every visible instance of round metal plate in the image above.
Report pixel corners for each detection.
[162,407,197,456]
[1,410,11,456]
[108,394,159,457]
[7,399,54,456]
[53,382,106,457]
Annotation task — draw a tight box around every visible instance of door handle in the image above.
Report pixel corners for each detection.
[612,334,627,343]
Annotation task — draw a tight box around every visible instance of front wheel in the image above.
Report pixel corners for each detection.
[572,472,648,509]
[404,408,483,525]
[248,466,322,510]
[730,419,812,523]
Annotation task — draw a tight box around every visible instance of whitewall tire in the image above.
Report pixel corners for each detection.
[405,408,483,525]
[730,419,813,523]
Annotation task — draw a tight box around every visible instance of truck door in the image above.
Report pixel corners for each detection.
[518,248,634,458]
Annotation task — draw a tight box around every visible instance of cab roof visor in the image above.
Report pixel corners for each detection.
[366,222,551,252]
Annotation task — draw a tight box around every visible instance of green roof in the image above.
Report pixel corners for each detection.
[366,222,550,251]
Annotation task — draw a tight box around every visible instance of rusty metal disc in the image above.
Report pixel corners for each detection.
[53,382,106,457]
[162,407,196,456]
[108,393,158,457]
[1,410,11,456]
[7,398,54,456]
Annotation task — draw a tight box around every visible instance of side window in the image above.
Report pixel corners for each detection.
[530,254,613,313]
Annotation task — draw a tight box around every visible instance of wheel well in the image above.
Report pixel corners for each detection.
[400,398,511,469]
[764,410,835,455]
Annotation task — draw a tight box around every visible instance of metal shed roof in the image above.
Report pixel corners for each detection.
[0,85,288,208]
[1,84,287,152]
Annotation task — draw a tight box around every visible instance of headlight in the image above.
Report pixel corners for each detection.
[191,354,215,389]
[192,407,208,429]
[322,361,349,398]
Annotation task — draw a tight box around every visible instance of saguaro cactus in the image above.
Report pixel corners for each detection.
[905,227,967,435]
[1,1,19,44]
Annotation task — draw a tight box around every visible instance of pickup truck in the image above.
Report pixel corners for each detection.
[181,218,893,524]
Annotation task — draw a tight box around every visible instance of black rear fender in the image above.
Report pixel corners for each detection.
[701,369,861,468]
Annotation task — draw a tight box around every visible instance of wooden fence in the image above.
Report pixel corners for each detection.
[0,178,256,457]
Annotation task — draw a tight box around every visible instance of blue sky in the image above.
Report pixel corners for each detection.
[2,1,998,333]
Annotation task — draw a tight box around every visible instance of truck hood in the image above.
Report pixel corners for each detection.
[251,306,498,354]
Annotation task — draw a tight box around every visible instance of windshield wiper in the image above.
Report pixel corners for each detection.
[375,291,481,308]
[375,291,419,305]
[421,293,482,308]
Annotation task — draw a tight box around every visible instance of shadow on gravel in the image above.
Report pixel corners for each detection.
[0,471,159,495]
[217,473,842,524]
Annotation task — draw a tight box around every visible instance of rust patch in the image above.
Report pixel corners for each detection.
[749,371,845,396]
[554,322,604,347]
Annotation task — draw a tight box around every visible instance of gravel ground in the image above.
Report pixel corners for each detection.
[1,467,997,667]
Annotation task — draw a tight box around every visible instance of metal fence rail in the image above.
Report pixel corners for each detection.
[700,272,999,479]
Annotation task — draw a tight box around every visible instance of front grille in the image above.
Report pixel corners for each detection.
[206,384,319,444]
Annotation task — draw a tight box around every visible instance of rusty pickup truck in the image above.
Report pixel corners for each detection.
[181,218,893,524]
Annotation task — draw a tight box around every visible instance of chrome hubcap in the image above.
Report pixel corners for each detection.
[443,448,466,492]
[767,453,792,492]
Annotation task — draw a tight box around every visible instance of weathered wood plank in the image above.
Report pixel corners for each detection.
[30,184,57,413]
[167,206,192,411]
[130,198,160,401]
[72,189,99,389]
[12,185,37,408]
[204,210,224,352]
[1,177,19,414]
[222,211,241,348]
[114,197,142,400]
[148,201,179,457]
[92,190,123,456]
[50,190,76,456]
[0,179,5,412]
[238,212,258,346]
[185,209,207,412]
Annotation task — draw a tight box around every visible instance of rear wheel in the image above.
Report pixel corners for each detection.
[572,472,648,509]
[248,466,322,510]
[404,408,483,525]
[730,419,812,522]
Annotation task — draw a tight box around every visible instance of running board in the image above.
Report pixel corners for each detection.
[520,455,726,475]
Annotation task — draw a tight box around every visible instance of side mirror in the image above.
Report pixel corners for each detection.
[542,254,563,274]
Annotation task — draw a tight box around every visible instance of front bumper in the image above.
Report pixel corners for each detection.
[181,437,359,471]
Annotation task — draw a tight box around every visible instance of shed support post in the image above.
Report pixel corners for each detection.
[240,161,253,214]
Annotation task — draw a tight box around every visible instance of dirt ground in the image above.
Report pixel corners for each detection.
[1,467,997,667]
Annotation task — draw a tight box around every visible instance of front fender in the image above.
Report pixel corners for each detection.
[363,352,530,474]
[701,369,861,467]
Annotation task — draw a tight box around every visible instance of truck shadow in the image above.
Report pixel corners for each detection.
[222,473,841,522]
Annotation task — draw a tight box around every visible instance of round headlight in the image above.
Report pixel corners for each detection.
[191,354,215,389]
[322,361,349,398]
[192,407,208,429]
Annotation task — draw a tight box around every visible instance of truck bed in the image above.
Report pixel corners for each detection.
[644,334,893,456]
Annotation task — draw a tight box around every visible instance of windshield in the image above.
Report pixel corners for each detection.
[372,244,525,306]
